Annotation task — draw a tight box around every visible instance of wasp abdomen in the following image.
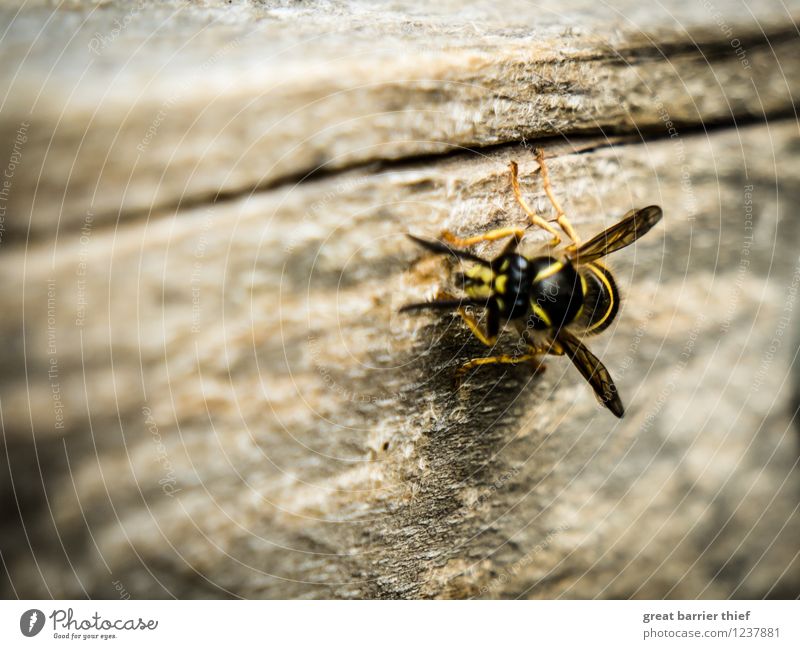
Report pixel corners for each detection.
[574,262,619,334]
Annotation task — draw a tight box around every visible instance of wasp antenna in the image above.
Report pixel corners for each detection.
[399,297,492,314]
[406,234,490,266]
[399,299,466,313]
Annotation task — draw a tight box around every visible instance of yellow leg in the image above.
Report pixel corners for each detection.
[455,340,563,383]
[535,148,580,250]
[509,160,563,246]
[529,340,564,356]
[440,226,524,248]
[430,290,497,347]
[456,353,543,381]
[456,306,497,347]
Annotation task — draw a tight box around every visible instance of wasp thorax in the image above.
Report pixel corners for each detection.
[525,256,584,330]
[491,253,532,319]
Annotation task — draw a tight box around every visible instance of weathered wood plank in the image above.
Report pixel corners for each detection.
[2,120,798,598]
[1,1,798,236]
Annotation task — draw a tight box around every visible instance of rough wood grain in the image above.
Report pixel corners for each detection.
[1,1,799,236]
[1,1,799,600]
[3,121,799,598]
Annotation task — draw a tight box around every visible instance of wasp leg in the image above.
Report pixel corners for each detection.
[456,306,497,347]
[520,332,565,357]
[542,339,565,356]
[427,289,498,347]
[509,160,563,247]
[456,352,545,383]
[440,226,525,253]
[534,148,580,251]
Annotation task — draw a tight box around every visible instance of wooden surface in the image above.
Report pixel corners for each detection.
[3,0,799,235]
[1,1,799,599]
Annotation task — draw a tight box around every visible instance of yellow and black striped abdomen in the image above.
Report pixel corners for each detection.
[573,262,620,335]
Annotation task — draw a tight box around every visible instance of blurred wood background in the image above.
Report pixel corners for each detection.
[1,0,799,598]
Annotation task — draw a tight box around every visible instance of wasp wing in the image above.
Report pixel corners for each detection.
[556,329,624,418]
[571,205,662,264]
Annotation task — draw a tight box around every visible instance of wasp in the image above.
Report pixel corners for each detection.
[400,149,662,418]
